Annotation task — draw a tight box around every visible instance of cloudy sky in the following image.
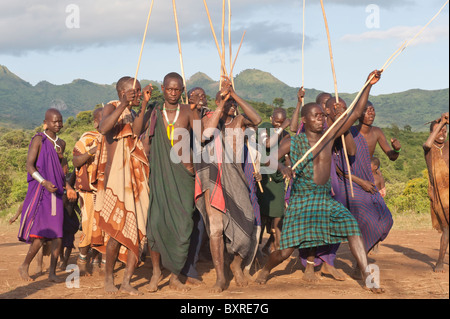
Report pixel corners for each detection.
[1,0,448,96]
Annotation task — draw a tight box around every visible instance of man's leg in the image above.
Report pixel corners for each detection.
[78,246,90,276]
[256,247,295,284]
[147,249,163,292]
[104,238,120,294]
[435,226,449,273]
[18,238,44,281]
[120,250,140,295]
[273,217,283,251]
[347,235,384,293]
[230,253,248,287]
[48,238,63,282]
[204,190,227,293]
[303,248,320,283]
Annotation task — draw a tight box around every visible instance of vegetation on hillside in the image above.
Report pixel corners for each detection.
[1,65,448,132]
[0,91,437,222]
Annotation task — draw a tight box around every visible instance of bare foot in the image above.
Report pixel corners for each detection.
[231,267,248,287]
[169,275,190,292]
[230,257,248,287]
[186,277,205,286]
[147,271,163,293]
[18,265,34,282]
[302,266,321,283]
[105,278,119,294]
[321,263,346,281]
[120,283,141,296]
[362,271,385,294]
[209,279,226,293]
[48,273,64,283]
[78,259,92,277]
[434,262,446,273]
[255,268,270,285]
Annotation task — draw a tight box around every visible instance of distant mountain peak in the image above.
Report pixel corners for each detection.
[189,72,214,82]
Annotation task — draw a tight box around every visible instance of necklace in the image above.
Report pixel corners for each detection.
[225,116,234,126]
[162,104,180,146]
[433,143,445,156]
[43,131,61,152]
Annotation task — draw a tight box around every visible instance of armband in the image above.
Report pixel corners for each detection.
[32,171,45,185]
[394,148,401,153]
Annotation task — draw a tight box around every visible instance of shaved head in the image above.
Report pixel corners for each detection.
[45,108,62,120]
[316,92,332,107]
[116,76,134,93]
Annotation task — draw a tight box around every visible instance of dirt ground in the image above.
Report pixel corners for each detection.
[0,223,448,300]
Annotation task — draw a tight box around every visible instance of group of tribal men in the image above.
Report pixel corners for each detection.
[16,68,449,296]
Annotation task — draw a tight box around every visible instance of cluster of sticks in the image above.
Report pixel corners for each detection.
[127,0,448,189]
[292,0,449,178]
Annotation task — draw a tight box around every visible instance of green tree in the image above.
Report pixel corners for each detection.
[273,98,284,108]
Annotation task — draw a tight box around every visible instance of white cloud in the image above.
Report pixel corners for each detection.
[341,24,449,45]
[0,0,415,56]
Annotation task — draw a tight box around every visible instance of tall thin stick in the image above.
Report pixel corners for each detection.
[301,0,306,106]
[172,0,187,104]
[247,141,264,193]
[320,0,354,197]
[228,0,235,89]
[203,0,228,77]
[320,0,339,103]
[292,73,376,171]
[220,0,226,89]
[382,0,449,72]
[132,0,154,90]
[230,31,246,77]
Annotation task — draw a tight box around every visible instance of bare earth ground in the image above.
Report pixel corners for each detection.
[0,222,448,300]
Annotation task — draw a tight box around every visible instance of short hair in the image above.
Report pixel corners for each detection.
[371,156,381,168]
[163,72,184,87]
[325,97,347,111]
[316,92,332,105]
[301,103,321,117]
[272,107,286,119]
[188,87,204,99]
[116,76,134,93]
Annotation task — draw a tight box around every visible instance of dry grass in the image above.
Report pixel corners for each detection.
[392,211,433,231]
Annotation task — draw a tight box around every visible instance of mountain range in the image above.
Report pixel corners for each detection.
[0,65,448,131]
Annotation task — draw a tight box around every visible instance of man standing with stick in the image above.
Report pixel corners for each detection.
[256,70,385,294]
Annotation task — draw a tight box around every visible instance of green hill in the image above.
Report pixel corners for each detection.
[0,65,448,131]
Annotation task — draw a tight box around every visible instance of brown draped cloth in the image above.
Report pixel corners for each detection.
[91,101,150,265]
[426,144,449,232]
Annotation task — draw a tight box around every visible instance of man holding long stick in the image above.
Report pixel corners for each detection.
[256,70,385,294]
[195,77,262,293]
[94,77,151,295]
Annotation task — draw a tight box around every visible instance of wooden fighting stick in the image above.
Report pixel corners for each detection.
[320,0,354,197]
